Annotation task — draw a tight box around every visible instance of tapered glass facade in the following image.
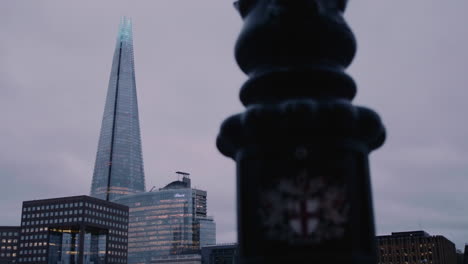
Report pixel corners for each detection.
[91,17,146,201]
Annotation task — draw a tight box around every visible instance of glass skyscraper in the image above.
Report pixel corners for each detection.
[91,17,146,201]
[89,18,216,264]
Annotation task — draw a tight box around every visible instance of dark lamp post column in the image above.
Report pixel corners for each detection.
[217,0,386,263]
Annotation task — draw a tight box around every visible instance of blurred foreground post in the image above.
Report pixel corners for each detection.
[217,0,386,263]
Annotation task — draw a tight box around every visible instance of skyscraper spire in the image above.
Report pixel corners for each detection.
[91,17,146,201]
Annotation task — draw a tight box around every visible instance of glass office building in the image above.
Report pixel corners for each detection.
[114,176,216,264]
[91,16,146,201]
[17,196,129,264]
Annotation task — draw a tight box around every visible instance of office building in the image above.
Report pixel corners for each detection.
[91,16,146,201]
[377,230,456,264]
[114,175,216,264]
[0,227,20,264]
[17,196,128,264]
[201,244,238,264]
[150,254,202,264]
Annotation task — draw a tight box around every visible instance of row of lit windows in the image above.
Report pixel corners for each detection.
[381,257,432,263]
[18,256,45,262]
[109,243,127,250]
[21,227,47,234]
[19,249,46,255]
[0,232,18,237]
[108,250,126,256]
[130,215,191,223]
[23,202,83,212]
[128,234,194,243]
[1,239,18,244]
[109,236,127,243]
[22,217,83,226]
[380,246,435,254]
[24,213,126,223]
[1,245,17,250]
[109,230,128,237]
[23,210,82,218]
[129,224,193,232]
[21,234,47,241]
[108,257,126,263]
[0,252,16,257]
[84,202,128,216]
[20,234,47,240]
[128,244,199,252]
[85,210,127,222]
[129,230,178,237]
[379,238,437,245]
[23,202,127,216]
[22,219,127,230]
[85,218,127,229]
[130,203,189,212]
[129,239,195,247]
[132,213,190,218]
[20,242,47,248]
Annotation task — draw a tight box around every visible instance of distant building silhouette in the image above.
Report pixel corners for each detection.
[114,174,216,264]
[16,196,128,264]
[463,244,468,264]
[0,226,20,264]
[377,231,456,264]
[91,16,146,201]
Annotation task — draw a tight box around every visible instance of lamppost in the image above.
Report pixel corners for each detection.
[217,0,385,263]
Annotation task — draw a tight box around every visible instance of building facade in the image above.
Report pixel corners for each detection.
[114,176,216,264]
[201,244,238,264]
[150,254,201,264]
[377,231,457,264]
[17,196,129,264]
[0,227,20,264]
[91,16,146,201]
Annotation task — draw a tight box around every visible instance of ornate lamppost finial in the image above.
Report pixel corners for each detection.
[217,0,385,263]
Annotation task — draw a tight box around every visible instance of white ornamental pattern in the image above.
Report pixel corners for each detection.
[259,169,349,243]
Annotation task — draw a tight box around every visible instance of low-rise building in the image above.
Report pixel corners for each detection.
[377,231,456,264]
[17,195,128,264]
[0,226,20,264]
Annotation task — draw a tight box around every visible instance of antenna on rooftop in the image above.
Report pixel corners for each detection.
[176,171,190,180]
[176,171,191,187]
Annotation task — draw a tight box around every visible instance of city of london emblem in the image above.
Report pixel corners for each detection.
[259,169,349,243]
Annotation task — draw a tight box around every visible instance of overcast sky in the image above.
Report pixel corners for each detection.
[2,0,468,249]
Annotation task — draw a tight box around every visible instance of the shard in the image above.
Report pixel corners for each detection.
[91,17,146,201]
